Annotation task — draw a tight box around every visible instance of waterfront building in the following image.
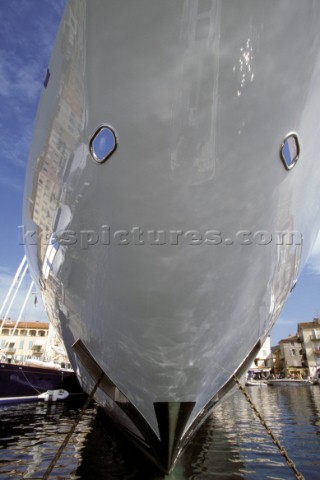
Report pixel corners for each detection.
[297,318,320,378]
[271,345,282,376]
[249,336,271,369]
[278,335,307,378]
[0,319,70,367]
[246,337,272,380]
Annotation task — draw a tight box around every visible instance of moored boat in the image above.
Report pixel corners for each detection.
[0,361,82,405]
[267,378,313,386]
[312,368,320,385]
[245,368,270,386]
[246,379,268,387]
[23,0,320,472]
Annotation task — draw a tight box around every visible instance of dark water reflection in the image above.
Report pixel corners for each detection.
[0,387,319,479]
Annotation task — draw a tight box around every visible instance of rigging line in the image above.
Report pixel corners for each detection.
[20,369,42,394]
[11,281,34,337]
[0,263,28,335]
[0,256,27,317]
[42,371,104,480]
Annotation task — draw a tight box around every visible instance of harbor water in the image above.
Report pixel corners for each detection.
[0,386,319,479]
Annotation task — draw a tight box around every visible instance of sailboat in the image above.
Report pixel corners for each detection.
[0,257,82,404]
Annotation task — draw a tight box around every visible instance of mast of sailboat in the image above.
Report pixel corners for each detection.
[10,281,35,337]
[0,259,28,335]
[0,256,27,318]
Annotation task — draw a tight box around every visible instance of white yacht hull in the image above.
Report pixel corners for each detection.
[23,0,320,471]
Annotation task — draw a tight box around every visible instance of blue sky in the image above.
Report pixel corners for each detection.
[0,0,66,325]
[0,0,320,345]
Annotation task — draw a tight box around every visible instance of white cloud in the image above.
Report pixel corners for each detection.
[0,59,10,96]
[306,230,320,274]
[50,0,66,17]
[15,63,43,101]
[0,51,42,102]
[0,49,41,170]
[310,230,320,255]
[0,174,23,192]
[0,122,32,170]
[0,1,66,184]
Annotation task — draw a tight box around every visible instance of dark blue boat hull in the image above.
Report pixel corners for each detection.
[0,362,83,399]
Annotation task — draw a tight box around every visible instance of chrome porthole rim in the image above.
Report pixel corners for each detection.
[280,132,300,171]
[89,124,118,164]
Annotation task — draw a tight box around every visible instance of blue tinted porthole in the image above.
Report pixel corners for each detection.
[280,133,300,170]
[89,126,117,163]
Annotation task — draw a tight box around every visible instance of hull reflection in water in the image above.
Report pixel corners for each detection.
[23,0,320,472]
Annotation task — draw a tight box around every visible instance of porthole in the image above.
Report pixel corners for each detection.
[89,125,117,163]
[280,133,300,170]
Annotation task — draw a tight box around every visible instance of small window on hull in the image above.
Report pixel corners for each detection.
[280,133,300,170]
[89,126,117,163]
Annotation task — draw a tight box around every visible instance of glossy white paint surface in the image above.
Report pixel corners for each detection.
[24,0,320,449]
